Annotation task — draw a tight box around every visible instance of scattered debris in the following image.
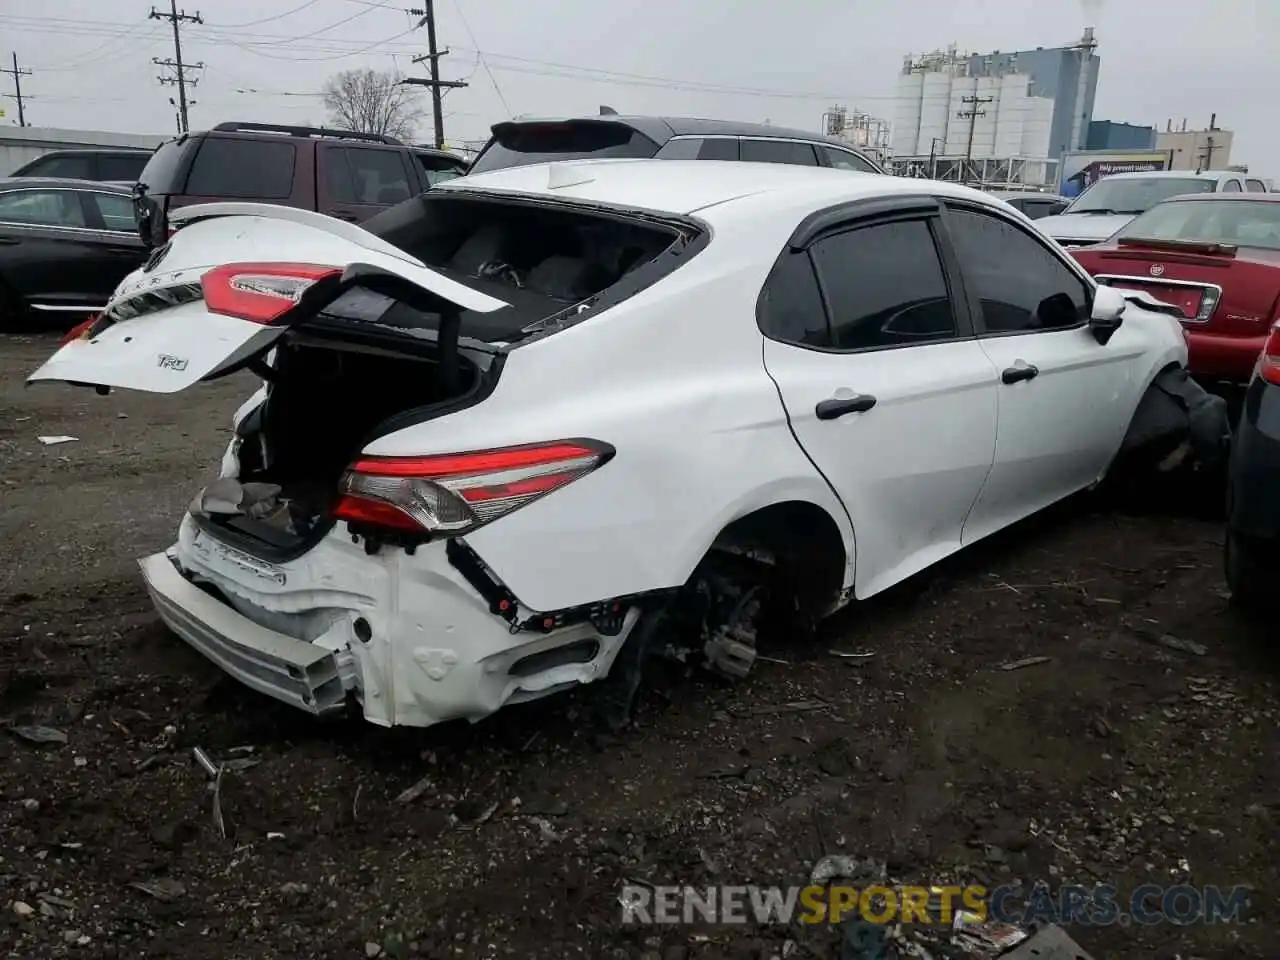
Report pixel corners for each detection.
[1000,656,1052,671]
[211,766,227,839]
[1153,633,1208,656]
[739,700,830,718]
[394,774,433,805]
[810,854,886,885]
[9,725,68,745]
[192,746,220,778]
[12,901,34,918]
[129,878,186,902]
[828,649,875,660]
[37,435,78,445]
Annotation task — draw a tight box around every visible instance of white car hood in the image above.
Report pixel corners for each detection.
[27,204,509,394]
[1036,211,1135,244]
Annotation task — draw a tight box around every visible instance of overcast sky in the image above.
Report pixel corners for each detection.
[5,0,1278,168]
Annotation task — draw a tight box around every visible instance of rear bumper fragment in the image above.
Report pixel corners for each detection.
[139,551,347,716]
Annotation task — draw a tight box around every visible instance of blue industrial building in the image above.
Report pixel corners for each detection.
[961,28,1100,161]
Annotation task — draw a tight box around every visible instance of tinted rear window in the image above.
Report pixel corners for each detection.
[21,154,93,179]
[186,137,296,199]
[136,139,190,195]
[469,122,658,174]
[99,154,148,182]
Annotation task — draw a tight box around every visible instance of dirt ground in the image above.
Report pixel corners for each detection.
[1,331,1277,960]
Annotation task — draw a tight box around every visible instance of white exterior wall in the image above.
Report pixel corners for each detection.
[994,73,1028,156]
[0,126,165,177]
[1020,97,1054,157]
[892,73,924,157]
[969,76,1000,159]
[916,73,952,155]
[944,76,977,155]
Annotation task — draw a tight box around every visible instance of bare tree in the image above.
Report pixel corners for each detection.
[322,68,426,140]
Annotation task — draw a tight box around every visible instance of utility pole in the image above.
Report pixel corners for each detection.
[1201,112,1218,172]
[404,1,468,148]
[957,95,993,183]
[150,0,203,134]
[1,52,31,126]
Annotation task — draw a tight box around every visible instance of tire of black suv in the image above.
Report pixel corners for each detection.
[1224,531,1265,610]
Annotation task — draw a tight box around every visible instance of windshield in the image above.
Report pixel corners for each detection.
[1117,199,1280,250]
[1066,177,1217,215]
[469,121,659,174]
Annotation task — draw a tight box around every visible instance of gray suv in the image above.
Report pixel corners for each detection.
[468,115,885,176]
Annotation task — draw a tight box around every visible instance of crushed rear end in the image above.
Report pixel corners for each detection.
[29,191,703,726]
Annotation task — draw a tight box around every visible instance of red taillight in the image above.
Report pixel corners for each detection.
[333,440,614,536]
[200,262,341,324]
[60,314,99,346]
[1260,323,1280,386]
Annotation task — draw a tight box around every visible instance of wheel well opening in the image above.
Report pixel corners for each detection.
[710,500,846,615]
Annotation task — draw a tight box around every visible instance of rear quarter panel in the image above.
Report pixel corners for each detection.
[362,210,855,612]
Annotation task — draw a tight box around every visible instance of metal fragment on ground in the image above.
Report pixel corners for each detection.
[10,725,68,744]
[1000,656,1053,671]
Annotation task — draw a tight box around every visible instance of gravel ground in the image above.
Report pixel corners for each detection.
[1,331,1276,960]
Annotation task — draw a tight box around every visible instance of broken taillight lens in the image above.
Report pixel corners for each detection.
[1260,323,1280,386]
[200,262,341,325]
[333,440,615,536]
[60,314,100,346]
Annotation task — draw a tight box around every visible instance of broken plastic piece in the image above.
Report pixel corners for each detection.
[37,435,78,445]
[703,635,756,678]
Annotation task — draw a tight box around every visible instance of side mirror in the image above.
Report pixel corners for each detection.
[132,185,166,250]
[1088,285,1126,345]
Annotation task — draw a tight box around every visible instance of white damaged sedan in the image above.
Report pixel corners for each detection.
[28,160,1227,728]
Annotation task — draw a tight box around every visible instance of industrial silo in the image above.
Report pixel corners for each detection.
[944,75,977,155]
[917,72,951,156]
[892,71,925,157]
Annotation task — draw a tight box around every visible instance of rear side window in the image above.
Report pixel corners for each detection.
[1222,180,1242,193]
[1247,179,1269,193]
[99,154,148,182]
[654,138,702,160]
[345,147,412,204]
[469,122,658,174]
[820,146,878,173]
[740,139,818,166]
[757,250,830,346]
[810,219,956,350]
[186,138,296,199]
[654,138,742,161]
[89,192,137,231]
[24,154,93,179]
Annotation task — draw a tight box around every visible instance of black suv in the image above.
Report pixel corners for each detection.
[133,122,470,235]
[468,115,886,176]
[10,148,154,184]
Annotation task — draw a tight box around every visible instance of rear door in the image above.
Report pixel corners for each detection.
[318,144,415,222]
[0,186,126,313]
[941,202,1144,541]
[759,199,999,598]
[739,138,820,166]
[27,204,510,393]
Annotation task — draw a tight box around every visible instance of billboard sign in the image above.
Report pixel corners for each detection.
[1059,150,1170,197]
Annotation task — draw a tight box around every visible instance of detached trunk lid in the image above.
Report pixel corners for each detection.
[27,203,509,394]
[1081,239,1280,335]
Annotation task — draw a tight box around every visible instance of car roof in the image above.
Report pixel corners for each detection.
[495,114,872,153]
[0,176,133,192]
[22,148,150,158]
[444,158,999,220]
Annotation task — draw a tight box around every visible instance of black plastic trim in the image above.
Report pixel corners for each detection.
[788,195,943,250]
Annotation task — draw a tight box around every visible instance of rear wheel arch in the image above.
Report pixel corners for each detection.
[704,499,848,616]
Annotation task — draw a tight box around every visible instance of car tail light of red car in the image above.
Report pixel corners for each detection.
[333,439,616,537]
[59,314,100,346]
[1260,323,1280,386]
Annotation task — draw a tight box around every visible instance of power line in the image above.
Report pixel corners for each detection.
[447,0,510,118]
[150,0,203,134]
[0,51,31,126]
[403,2,468,149]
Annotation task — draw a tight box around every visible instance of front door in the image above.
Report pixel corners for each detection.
[940,203,1144,543]
[759,209,999,599]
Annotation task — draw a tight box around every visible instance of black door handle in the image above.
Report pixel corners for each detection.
[815,393,877,420]
[1001,363,1039,384]
[0,237,19,246]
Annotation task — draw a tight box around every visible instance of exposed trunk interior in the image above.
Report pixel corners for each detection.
[198,327,485,554]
